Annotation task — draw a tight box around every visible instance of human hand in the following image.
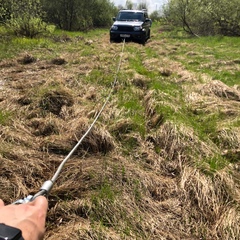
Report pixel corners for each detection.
[0,196,48,240]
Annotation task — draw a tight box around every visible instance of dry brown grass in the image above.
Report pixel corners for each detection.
[200,80,240,101]
[0,30,240,240]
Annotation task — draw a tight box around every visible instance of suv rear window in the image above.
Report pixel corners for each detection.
[117,12,144,21]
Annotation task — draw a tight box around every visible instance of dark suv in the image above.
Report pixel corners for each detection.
[110,9,151,44]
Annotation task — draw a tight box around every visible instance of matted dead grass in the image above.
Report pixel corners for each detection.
[41,119,115,155]
[39,89,74,115]
[180,166,240,239]
[146,121,217,178]
[185,78,240,115]
[200,80,240,101]
[0,30,240,240]
[144,89,181,129]
[131,72,149,89]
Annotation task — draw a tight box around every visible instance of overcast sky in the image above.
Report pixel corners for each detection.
[111,0,168,13]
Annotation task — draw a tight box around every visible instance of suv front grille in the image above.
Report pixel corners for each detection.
[118,26,133,32]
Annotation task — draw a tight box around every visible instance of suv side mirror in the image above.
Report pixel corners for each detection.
[145,18,152,26]
[112,17,116,21]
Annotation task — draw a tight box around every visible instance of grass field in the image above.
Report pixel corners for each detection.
[0,23,240,239]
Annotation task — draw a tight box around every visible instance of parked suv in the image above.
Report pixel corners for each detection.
[110,9,151,44]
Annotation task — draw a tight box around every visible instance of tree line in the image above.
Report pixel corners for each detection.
[0,0,118,37]
[163,0,240,36]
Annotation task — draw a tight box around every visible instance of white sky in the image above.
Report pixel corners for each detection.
[111,0,168,13]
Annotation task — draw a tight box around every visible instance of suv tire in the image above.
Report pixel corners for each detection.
[141,33,146,45]
[147,30,151,39]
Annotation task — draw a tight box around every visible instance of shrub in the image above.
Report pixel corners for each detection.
[6,17,49,38]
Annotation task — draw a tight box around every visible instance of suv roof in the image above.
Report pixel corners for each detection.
[119,9,148,13]
[117,9,149,20]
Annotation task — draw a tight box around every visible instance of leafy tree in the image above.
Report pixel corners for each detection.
[5,0,49,38]
[41,0,117,31]
[90,0,117,27]
[202,0,240,36]
[137,1,148,11]
[150,10,162,22]
[0,0,11,22]
[164,0,240,36]
[163,0,201,36]
[126,0,133,10]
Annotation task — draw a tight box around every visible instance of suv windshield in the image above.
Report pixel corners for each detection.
[116,12,144,21]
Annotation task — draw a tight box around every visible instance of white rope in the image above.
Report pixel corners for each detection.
[51,39,126,184]
[13,39,126,203]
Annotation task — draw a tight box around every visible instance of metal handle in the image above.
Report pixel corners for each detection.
[12,180,53,204]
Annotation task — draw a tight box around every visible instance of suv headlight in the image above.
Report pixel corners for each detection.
[133,26,142,31]
[111,25,118,30]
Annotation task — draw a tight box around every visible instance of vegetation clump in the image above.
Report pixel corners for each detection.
[39,89,74,115]
[200,80,240,101]
[51,58,67,65]
[17,54,37,65]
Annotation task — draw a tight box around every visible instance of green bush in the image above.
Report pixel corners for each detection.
[6,17,50,38]
[164,0,240,36]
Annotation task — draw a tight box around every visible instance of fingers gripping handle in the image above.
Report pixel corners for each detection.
[12,195,34,204]
[13,180,53,204]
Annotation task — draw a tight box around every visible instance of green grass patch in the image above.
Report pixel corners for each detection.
[128,56,149,76]
[164,35,240,87]
[0,110,12,125]
[211,71,240,86]
[90,181,118,227]
[121,135,140,154]
[0,37,54,60]
[86,69,116,89]
[92,181,116,202]
[154,23,240,87]
[232,118,240,127]
[117,88,145,136]
[126,47,157,78]
[198,154,229,175]
[149,77,182,97]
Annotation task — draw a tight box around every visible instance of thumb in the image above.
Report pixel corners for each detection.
[30,196,48,211]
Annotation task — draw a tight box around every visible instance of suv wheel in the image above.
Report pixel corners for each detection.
[141,33,146,45]
[147,30,151,39]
